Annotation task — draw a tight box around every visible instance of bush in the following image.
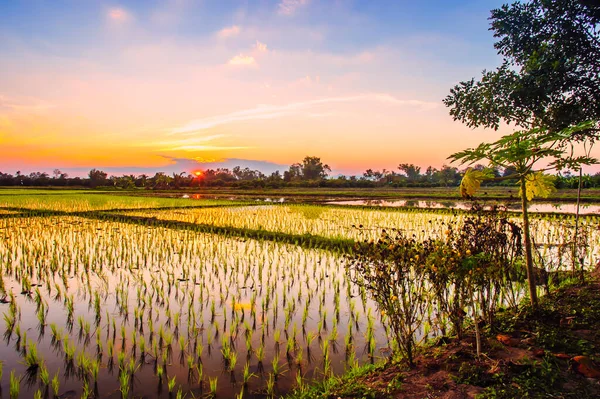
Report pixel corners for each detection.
[348,205,522,366]
[349,232,430,366]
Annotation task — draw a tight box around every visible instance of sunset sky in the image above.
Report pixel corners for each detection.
[3,0,591,177]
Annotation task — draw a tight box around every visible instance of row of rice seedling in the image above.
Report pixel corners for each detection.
[0,215,386,398]
[0,193,248,213]
[119,205,460,242]
[118,204,600,267]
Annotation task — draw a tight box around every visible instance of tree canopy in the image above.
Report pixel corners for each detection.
[444,0,600,133]
[284,156,331,181]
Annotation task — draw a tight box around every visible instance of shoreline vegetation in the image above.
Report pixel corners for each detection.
[285,274,600,399]
[3,186,600,203]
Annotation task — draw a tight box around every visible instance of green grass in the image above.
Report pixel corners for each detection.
[285,362,389,399]
[0,193,250,212]
[287,278,600,399]
[0,188,105,195]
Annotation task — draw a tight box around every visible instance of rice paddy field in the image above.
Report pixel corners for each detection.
[0,190,599,398]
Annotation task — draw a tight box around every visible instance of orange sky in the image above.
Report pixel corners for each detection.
[1,1,598,176]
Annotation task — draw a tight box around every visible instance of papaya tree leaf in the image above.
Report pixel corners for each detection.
[459,168,494,198]
[519,172,556,201]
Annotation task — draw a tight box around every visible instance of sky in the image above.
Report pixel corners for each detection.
[2,0,592,177]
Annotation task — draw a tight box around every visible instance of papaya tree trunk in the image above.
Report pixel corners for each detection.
[520,177,538,309]
[573,167,583,282]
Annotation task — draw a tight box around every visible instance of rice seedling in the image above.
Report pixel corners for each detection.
[0,195,587,398]
[90,358,100,382]
[168,375,177,393]
[119,368,131,398]
[271,352,283,380]
[51,371,60,396]
[9,370,20,399]
[229,351,238,371]
[24,341,42,370]
[81,379,91,399]
[4,313,17,339]
[196,363,203,384]
[295,370,305,392]
[242,362,255,386]
[266,373,275,397]
[209,376,218,398]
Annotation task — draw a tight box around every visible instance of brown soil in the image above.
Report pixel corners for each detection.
[336,280,600,399]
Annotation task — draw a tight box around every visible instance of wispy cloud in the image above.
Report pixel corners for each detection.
[227,54,256,66]
[136,134,249,152]
[136,134,227,148]
[168,145,251,152]
[0,95,54,113]
[217,25,241,39]
[278,0,309,16]
[162,156,287,174]
[107,7,131,23]
[254,40,268,52]
[170,94,438,134]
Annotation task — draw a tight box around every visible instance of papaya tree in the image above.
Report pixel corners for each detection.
[449,121,597,309]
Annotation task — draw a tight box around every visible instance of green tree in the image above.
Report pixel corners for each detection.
[398,163,421,183]
[285,157,331,181]
[88,169,108,188]
[445,0,600,285]
[150,172,172,190]
[444,0,600,132]
[449,121,597,308]
[283,163,302,182]
[300,156,331,180]
[434,165,461,187]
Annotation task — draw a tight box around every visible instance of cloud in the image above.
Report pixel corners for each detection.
[0,95,54,113]
[227,54,256,66]
[167,145,251,152]
[107,7,131,23]
[170,94,438,134]
[217,25,241,39]
[135,134,228,148]
[164,157,288,174]
[278,0,309,16]
[134,133,250,152]
[254,40,268,52]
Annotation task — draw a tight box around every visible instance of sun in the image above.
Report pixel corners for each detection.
[194,171,203,177]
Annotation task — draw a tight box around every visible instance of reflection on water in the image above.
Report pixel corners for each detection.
[325,200,600,215]
[0,216,387,398]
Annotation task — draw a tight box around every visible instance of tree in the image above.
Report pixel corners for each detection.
[445,0,600,289]
[283,163,302,182]
[300,156,331,180]
[135,174,149,188]
[150,172,172,189]
[88,169,108,188]
[444,0,600,133]
[398,163,421,182]
[363,169,376,181]
[435,165,461,187]
[450,121,597,309]
[284,157,331,181]
[502,165,518,178]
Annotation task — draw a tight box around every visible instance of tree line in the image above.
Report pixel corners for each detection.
[1,156,598,189]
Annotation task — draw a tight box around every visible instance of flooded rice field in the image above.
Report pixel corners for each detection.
[0,216,385,398]
[1,193,599,397]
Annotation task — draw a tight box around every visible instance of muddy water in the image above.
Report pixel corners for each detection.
[0,216,387,398]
